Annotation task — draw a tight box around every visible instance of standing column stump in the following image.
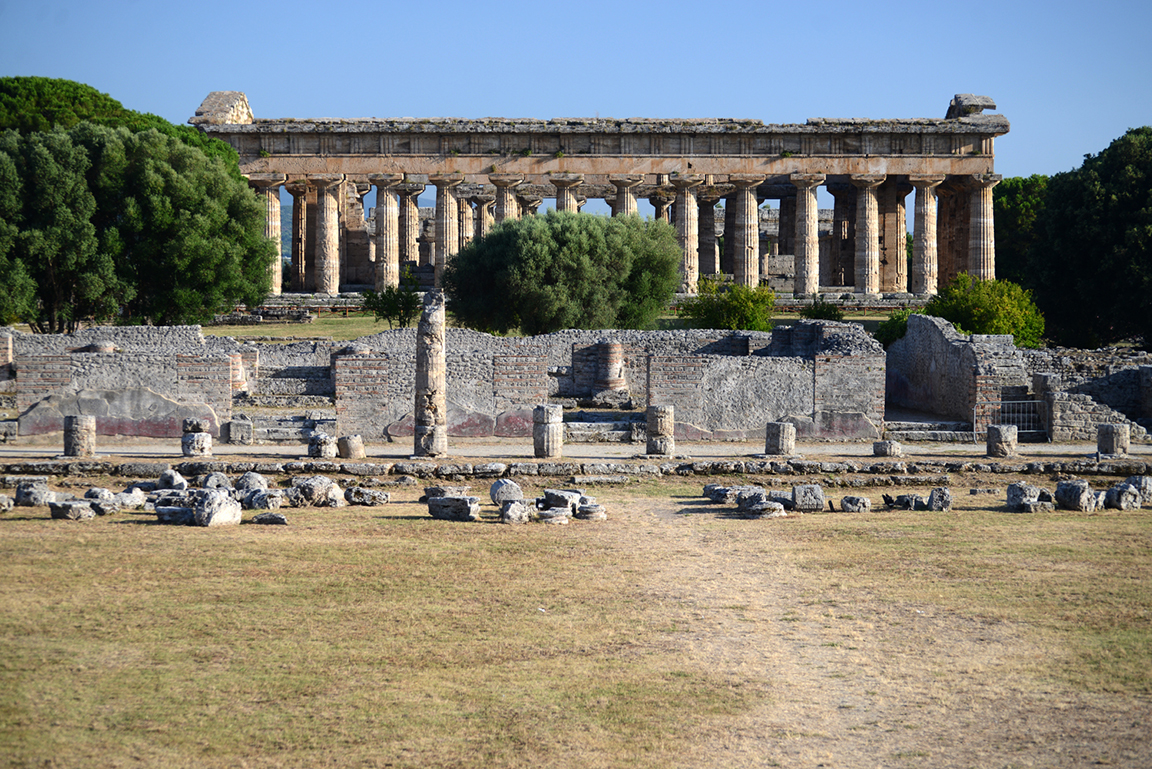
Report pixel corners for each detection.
[181,417,212,458]
[987,424,1018,458]
[646,405,675,456]
[414,290,448,457]
[63,415,96,457]
[533,405,564,459]
[1098,423,1130,456]
[765,422,796,455]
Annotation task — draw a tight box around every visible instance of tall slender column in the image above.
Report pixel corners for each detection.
[311,174,344,295]
[909,175,945,295]
[368,173,403,289]
[878,179,913,292]
[430,174,463,288]
[247,173,287,295]
[697,190,722,276]
[549,173,584,213]
[473,195,495,239]
[777,196,796,256]
[729,175,764,287]
[790,173,825,296]
[285,180,308,291]
[968,173,1001,280]
[609,174,643,216]
[395,182,424,266]
[827,183,856,287]
[457,196,474,249]
[490,174,523,222]
[671,175,704,293]
[414,290,447,457]
[850,174,885,295]
[722,195,737,274]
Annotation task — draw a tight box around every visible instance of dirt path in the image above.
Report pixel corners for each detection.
[608,495,1151,768]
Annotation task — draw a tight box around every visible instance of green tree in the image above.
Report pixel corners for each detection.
[678,276,775,331]
[799,294,845,321]
[993,174,1048,285]
[442,212,680,335]
[363,267,422,328]
[0,143,37,323]
[1030,127,1152,348]
[922,272,1045,348]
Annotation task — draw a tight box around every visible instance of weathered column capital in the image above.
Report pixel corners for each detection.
[395,181,425,195]
[429,173,464,188]
[908,174,946,189]
[517,195,543,215]
[284,180,308,196]
[608,174,644,189]
[549,173,584,213]
[246,172,286,189]
[489,173,524,189]
[969,173,1002,189]
[850,174,886,189]
[367,172,404,190]
[789,172,826,189]
[728,174,765,189]
[670,174,704,191]
[547,172,584,188]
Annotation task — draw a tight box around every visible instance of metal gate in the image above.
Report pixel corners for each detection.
[973,399,1047,442]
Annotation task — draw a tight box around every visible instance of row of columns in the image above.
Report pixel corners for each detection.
[249,171,999,297]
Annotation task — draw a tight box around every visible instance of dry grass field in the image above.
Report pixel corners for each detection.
[1,471,1149,768]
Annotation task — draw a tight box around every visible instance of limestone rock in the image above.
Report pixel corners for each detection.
[926,487,953,512]
[155,506,195,525]
[542,489,582,514]
[575,504,607,521]
[489,479,524,506]
[1122,476,1152,499]
[308,432,338,459]
[1105,484,1141,511]
[235,471,269,491]
[252,512,288,525]
[840,496,871,512]
[287,475,345,507]
[337,434,366,460]
[745,501,787,518]
[792,484,825,512]
[16,482,57,507]
[114,488,148,509]
[501,499,534,524]
[243,489,284,510]
[158,469,188,491]
[473,463,508,478]
[1055,480,1097,512]
[183,418,211,434]
[202,472,233,489]
[428,496,481,522]
[49,500,95,520]
[182,432,212,457]
[1006,483,1042,512]
[873,440,903,458]
[423,485,471,501]
[194,489,243,527]
[85,487,116,502]
[344,487,391,506]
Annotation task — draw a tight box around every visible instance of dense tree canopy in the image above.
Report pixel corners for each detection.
[442,212,680,335]
[993,174,1048,285]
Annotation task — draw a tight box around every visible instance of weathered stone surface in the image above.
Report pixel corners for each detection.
[287,475,345,507]
[235,471,269,491]
[1123,476,1152,499]
[575,504,607,521]
[15,482,57,506]
[337,434,366,459]
[424,485,471,500]
[183,418,211,434]
[158,469,188,491]
[20,388,218,439]
[202,472,233,489]
[428,495,481,522]
[792,484,825,512]
[840,496,871,512]
[243,489,284,510]
[735,487,769,512]
[1055,479,1097,512]
[1105,484,1141,511]
[49,500,94,520]
[926,487,953,511]
[344,487,390,506]
[473,463,507,478]
[251,512,288,525]
[646,405,675,456]
[308,433,338,459]
[501,499,534,524]
[765,422,796,455]
[873,440,903,458]
[155,505,195,525]
[987,424,1017,458]
[542,489,582,514]
[63,415,97,457]
[0,494,13,512]
[533,405,564,459]
[1006,482,1042,512]
[1098,423,1130,456]
[194,490,243,527]
[489,479,523,506]
[744,501,787,518]
[414,290,448,456]
[225,419,253,445]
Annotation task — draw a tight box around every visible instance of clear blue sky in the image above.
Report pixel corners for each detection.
[3,0,1149,207]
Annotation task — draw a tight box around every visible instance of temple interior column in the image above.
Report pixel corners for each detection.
[311,174,344,295]
[458,196,474,250]
[968,173,1001,280]
[650,192,673,222]
[285,180,309,292]
[671,175,704,294]
[721,195,737,274]
[697,190,721,277]
[518,195,542,216]
[490,174,523,222]
[909,175,945,295]
[396,181,424,266]
[473,195,495,239]
[368,173,403,289]
[791,173,825,296]
[827,183,856,287]
[878,179,912,292]
[777,195,796,257]
[609,174,643,216]
[937,179,971,286]
[247,173,287,295]
[729,175,764,287]
[850,174,885,295]
[430,173,463,288]
[549,173,584,213]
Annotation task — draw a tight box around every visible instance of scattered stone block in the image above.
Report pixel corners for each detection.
[202,472,233,489]
[1097,423,1130,456]
[744,501,787,519]
[1123,476,1152,499]
[337,435,366,460]
[987,424,1017,458]
[235,471,269,491]
[287,475,344,507]
[792,484,825,512]
[575,504,607,521]
[489,479,523,506]
[840,496,871,512]
[1055,479,1097,512]
[765,422,796,456]
[344,487,390,506]
[542,489,582,514]
[157,469,188,491]
[473,463,508,478]
[1006,482,1042,512]
[428,496,481,522]
[423,485,471,501]
[251,512,288,525]
[926,487,953,511]
[872,440,903,458]
[181,432,212,458]
[501,499,534,524]
[0,494,13,512]
[308,433,338,459]
[15,482,56,506]
[243,489,283,510]
[194,490,242,527]
[155,506,195,525]
[49,500,94,521]
[225,419,253,445]
[1105,484,1141,511]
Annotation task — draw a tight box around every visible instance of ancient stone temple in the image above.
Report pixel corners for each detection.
[192,92,1008,296]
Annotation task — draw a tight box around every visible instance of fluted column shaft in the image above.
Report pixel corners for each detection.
[851,175,885,295]
[396,182,424,265]
[311,174,344,295]
[248,174,287,295]
[650,195,673,222]
[968,174,1001,280]
[473,196,495,239]
[909,175,945,295]
[458,197,474,249]
[369,173,403,290]
[414,290,447,457]
[609,175,643,217]
[431,174,463,288]
[671,176,704,293]
[285,181,308,291]
[518,196,542,216]
[490,174,523,222]
[697,192,721,276]
[827,184,855,287]
[549,174,584,213]
[791,173,825,296]
[730,175,764,287]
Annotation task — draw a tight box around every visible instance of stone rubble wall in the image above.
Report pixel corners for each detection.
[1023,348,1152,423]
[1045,392,1150,442]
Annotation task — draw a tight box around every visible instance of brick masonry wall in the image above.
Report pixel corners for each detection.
[334,355,389,436]
[15,355,70,414]
[493,353,548,411]
[176,355,232,434]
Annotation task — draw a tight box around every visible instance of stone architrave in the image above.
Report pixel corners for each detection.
[490,174,523,222]
[609,175,644,217]
[968,174,1001,280]
[850,174,885,295]
[414,290,448,457]
[791,173,825,296]
[549,173,584,213]
[64,415,96,457]
[909,175,945,295]
[285,180,309,291]
[646,405,675,456]
[729,175,764,287]
[533,404,563,459]
[311,174,344,295]
[395,182,425,265]
[368,173,403,289]
[430,174,464,288]
[472,195,495,239]
[671,175,704,293]
[247,173,287,295]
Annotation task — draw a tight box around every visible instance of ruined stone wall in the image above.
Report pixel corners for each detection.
[6,326,208,355]
[1023,348,1152,422]
[886,314,983,420]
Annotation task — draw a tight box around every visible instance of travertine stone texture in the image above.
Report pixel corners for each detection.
[311,174,344,295]
[671,175,703,294]
[247,173,286,295]
[414,290,448,457]
[609,175,643,217]
[730,175,764,287]
[987,424,1018,458]
[765,422,796,455]
[791,173,824,296]
[646,404,675,456]
[368,173,403,289]
[1098,423,1130,456]
[968,174,1001,280]
[850,174,885,295]
[431,174,463,288]
[64,415,96,457]
[337,434,366,459]
[909,175,945,295]
[549,173,584,213]
[490,174,523,222]
[533,404,563,459]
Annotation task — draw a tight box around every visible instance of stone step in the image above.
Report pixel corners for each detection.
[884,420,971,432]
[565,410,646,424]
[564,422,639,443]
[885,430,977,443]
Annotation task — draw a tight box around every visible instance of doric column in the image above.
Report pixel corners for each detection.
[395,182,424,265]
[490,174,523,222]
[311,174,344,295]
[697,189,722,276]
[247,173,287,295]
[968,173,1001,280]
[879,179,913,292]
[473,195,495,239]
[671,175,704,293]
[549,173,584,213]
[430,173,463,288]
[850,174,885,295]
[909,175,945,295]
[518,195,542,216]
[413,290,447,457]
[457,196,474,249]
[777,196,796,256]
[576,196,587,212]
[650,192,674,222]
[285,180,309,292]
[729,175,764,287]
[826,183,856,287]
[368,173,403,290]
[790,173,825,296]
[722,195,737,274]
[609,174,643,217]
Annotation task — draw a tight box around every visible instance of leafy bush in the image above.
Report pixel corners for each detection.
[442,211,680,335]
[363,267,422,328]
[678,276,775,331]
[799,294,845,321]
[873,308,921,348]
[923,273,1045,348]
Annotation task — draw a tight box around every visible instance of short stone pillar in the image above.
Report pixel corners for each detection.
[182,432,212,457]
[594,341,626,392]
[414,290,448,457]
[338,434,366,460]
[1098,423,1130,456]
[309,433,338,459]
[873,440,903,458]
[63,415,96,457]
[987,424,1018,458]
[533,404,563,459]
[646,405,675,455]
[765,422,796,456]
